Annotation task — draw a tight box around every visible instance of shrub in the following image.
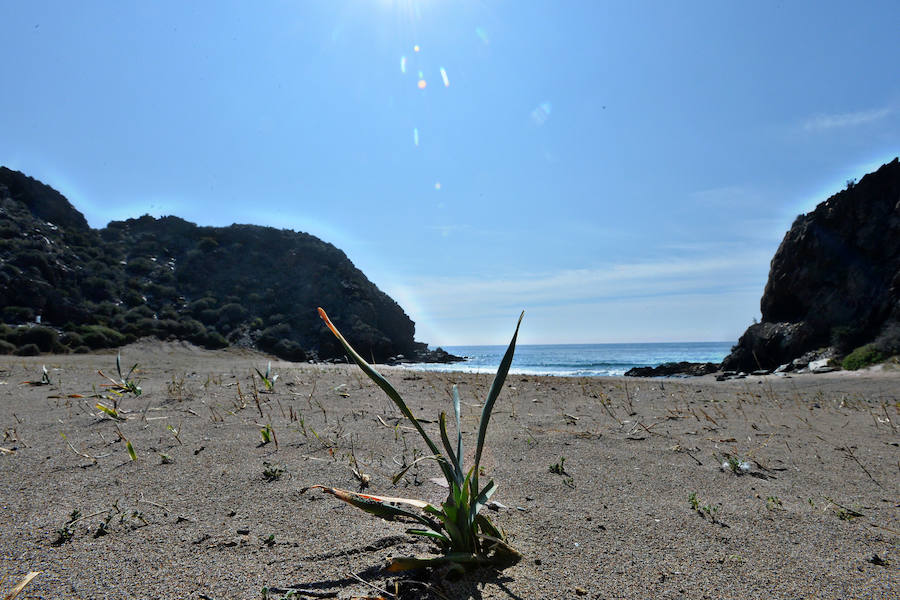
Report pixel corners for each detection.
[80,325,126,349]
[0,340,15,355]
[842,344,885,370]
[18,326,58,352]
[199,331,228,349]
[15,343,41,356]
[60,331,84,348]
[270,339,307,362]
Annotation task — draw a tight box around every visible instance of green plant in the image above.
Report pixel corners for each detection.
[548,456,574,488]
[262,462,284,481]
[304,307,524,573]
[688,492,700,511]
[766,496,783,511]
[53,510,82,545]
[255,361,278,391]
[260,424,278,448]
[98,352,142,396]
[549,456,567,475]
[841,344,885,371]
[21,364,51,386]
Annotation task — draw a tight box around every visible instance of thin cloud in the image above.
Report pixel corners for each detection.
[388,252,769,320]
[803,107,891,132]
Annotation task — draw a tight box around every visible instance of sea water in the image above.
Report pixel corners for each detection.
[404,342,733,377]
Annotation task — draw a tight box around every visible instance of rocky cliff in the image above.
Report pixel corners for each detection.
[0,167,444,362]
[723,158,900,371]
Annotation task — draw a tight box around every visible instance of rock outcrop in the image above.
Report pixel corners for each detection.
[0,167,450,363]
[624,362,720,377]
[723,158,900,371]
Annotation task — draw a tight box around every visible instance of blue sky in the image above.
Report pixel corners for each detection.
[2,1,898,345]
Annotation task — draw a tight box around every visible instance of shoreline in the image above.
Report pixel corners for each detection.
[1,342,897,599]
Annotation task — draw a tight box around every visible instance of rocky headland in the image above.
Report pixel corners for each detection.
[0,167,460,364]
[723,158,900,373]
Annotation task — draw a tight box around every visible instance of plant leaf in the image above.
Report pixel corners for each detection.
[452,385,463,478]
[438,412,462,485]
[95,403,122,420]
[472,311,523,491]
[318,308,455,485]
[126,440,137,461]
[406,528,449,543]
[386,552,494,572]
[469,479,496,522]
[306,485,439,531]
[391,453,442,485]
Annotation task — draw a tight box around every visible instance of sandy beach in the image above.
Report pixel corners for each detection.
[1,341,897,599]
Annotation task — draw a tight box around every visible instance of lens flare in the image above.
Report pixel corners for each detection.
[417,79,427,89]
[400,56,407,73]
[530,101,552,126]
[413,44,420,52]
[440,67,449,87]
[413,128,419,146]
[475,27,489,44]
[434,182,441,190]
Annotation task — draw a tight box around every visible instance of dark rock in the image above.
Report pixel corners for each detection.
[625,361,719,377]
[724,158,900,371]
[412,346,465,364]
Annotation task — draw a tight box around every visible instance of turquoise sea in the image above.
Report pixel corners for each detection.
[406,342,733,377]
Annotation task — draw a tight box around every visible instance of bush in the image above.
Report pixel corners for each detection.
[80,325,126,349]
[60,331,84,348]
[18,326,58,352]
[73,345,91,354]
[0,340,15,355]
[842,344,885,371]
[271,339,307,362]
[15,343,41,356]
[199,331,228,349]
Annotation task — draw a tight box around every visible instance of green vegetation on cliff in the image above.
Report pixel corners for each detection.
[0,167,423,361]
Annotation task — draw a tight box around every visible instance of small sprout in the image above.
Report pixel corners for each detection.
[95,402,123,421]
[98,353,142,396]
[159,453,173,464]
[53,510,81,545]
[255,362,278,391]
[126,439,137,462]
[766,496,783,510]
[259,424,277,447]
[720,454,750,475]
[21,365,52,386]
[689,492,700,511]
[167,424,183,445]
[261,533,275,547]
[262,462,284,481]
[549,456,568,475]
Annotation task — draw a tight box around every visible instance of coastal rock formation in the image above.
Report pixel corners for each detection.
[0,167,451,362]
[624,361,719,377]
[723,158,900,371]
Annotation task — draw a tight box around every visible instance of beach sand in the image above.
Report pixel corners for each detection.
[1,341,897,599]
